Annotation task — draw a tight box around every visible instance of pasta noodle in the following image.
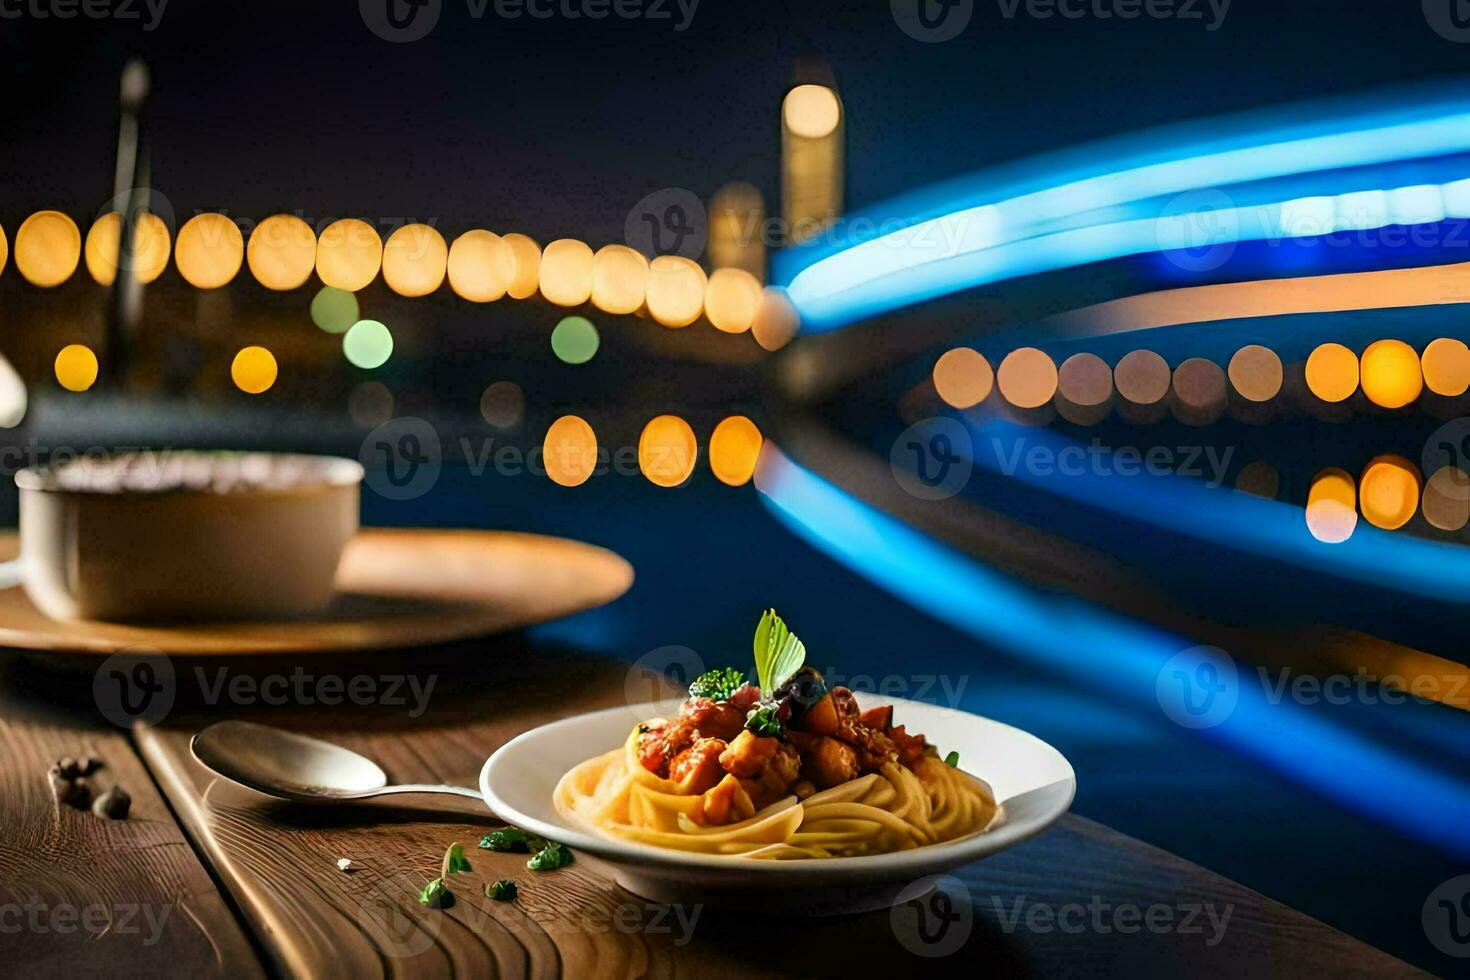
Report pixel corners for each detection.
[555,726,1001,859]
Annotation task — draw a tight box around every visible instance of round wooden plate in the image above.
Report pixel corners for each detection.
[0,528,633,655]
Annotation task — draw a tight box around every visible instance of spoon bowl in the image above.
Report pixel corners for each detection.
[191,720,482,803]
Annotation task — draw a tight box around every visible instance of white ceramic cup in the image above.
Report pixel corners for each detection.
[13,452,363,622]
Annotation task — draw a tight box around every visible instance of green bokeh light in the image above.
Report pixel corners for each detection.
[551,316,599,365]
[343,319,393,370]
[310,286,359,334]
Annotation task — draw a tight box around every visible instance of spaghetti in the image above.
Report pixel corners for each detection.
[556,727,997,858]
[553,609,999,860]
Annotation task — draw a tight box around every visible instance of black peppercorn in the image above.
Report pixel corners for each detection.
[61,778,91,809]
[93,786,131,820]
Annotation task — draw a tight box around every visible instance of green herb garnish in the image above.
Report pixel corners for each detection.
[944,751,960,768]
[442,841,472,876]
[753,609,806,694]
[419,877,453,908]
[479,828,545,853]
[527,841,574,872]
[745,705,783,738]
[486,879,518,902]
[688,667,746,701]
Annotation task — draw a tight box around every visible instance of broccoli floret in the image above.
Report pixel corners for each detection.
[688,667,747,701]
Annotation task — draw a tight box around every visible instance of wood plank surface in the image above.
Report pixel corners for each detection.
[114,645,1423,979]
[0,658,264,978]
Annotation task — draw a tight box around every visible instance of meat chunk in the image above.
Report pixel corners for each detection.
[836,715,899,772]
[718,730,778,777]
[889,724,929,769]
[670,737,728,793]
[830,686,860,718]
[799,734,859,789]
[667,696,746,744]
[636,721,673,776]
[727,684,762,711]
[720,730,801,809]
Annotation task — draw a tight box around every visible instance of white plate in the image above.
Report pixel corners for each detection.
[480,694,1076,913]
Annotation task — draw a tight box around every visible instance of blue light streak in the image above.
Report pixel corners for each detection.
[782,90,1470,330]
[955,418,1470,604]
[755,446,1470,860]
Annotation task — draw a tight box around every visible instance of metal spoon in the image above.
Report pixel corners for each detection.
[190,720,483,803]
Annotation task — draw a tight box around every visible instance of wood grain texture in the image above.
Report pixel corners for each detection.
[0,662,264,977]
[0,529,633,655]
[130,650,1423,979]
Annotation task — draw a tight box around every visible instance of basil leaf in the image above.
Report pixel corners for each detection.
[753,609,804,693]
[527,841,574,872]
[442,842,472,877]
[486,879,518,902]
[745,705,782,738]
[419,878,453,908]
[480,829,545,853]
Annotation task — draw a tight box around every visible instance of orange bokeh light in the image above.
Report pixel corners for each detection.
[1359,454,1420,530]
[542,415,598,488]
[708,416,763,487]
[1305,343,1359,403]
[1359,339,1422,409]
[1306,468,1357,544]
[932,348,993,409]
[638,415,698,488]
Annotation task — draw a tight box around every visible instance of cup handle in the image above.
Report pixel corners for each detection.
[0,559,23,590]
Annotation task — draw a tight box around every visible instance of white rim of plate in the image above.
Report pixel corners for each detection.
[480,696,1076,878]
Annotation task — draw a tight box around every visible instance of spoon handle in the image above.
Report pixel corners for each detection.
[376,784,484,801]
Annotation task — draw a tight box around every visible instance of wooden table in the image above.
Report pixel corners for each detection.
[0,640,1427,979]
